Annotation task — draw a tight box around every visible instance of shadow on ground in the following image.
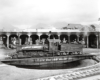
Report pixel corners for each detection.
[14,60,82,70]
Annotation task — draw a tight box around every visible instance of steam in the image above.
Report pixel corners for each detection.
[0,49,9,60]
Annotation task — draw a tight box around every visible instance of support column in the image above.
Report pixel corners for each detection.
[57,32,61,43]
[28,35,30,42]
[37,33,41,44]
[58,34,61,43]
[96,35,99,49]
[37,33,42,42]
[28,34,31,45]
[19,38,21,45]
[17,34,21,45]
[58,34,60,39]
[38,35,41,41]
[7,34,10,48]
[82,37,85,45]
[87,35,89,48]
[48,33,51,39]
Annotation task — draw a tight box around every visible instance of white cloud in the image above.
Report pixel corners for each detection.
[0,0,99,29]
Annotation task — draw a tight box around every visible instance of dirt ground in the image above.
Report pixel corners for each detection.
[0,48,100,80]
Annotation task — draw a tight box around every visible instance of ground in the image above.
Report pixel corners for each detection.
[0,48,100,80]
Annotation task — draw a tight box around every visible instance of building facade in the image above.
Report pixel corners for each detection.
[0,28,100,49]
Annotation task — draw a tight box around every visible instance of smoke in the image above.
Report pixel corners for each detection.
[0,49,9,60]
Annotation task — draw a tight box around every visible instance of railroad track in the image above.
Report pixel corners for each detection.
[36,58,100,80]
[36,68,100,80]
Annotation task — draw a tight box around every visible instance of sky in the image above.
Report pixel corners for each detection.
[0,0,100,29]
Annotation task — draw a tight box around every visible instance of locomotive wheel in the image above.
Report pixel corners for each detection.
[66,52,69,55]
[74,52,78,55]
[63,52,66,55]
[12,54,18,59]
[77,51,80,55]
[57,52,60,56]
[69,52,72,55]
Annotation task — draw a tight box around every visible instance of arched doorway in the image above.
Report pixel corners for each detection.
[89,34,97,48]
[50,34,58,39]
[70,34,77,43]
[20,35,28,45]
[9,34,18,48]
[40,34,48,44]
[0,34,7,47]
[30,35,39,44]
[78,34,86,46]
[79,34,84,41]
[60,34,68,43]
[40,34,48,40]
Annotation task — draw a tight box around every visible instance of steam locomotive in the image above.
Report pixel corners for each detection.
[1,40,85,66]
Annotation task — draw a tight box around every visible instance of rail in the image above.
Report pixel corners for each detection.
[35,55,100,80]
[36,63,100,80]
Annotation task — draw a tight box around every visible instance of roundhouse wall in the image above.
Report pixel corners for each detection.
[0,31,100,49]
